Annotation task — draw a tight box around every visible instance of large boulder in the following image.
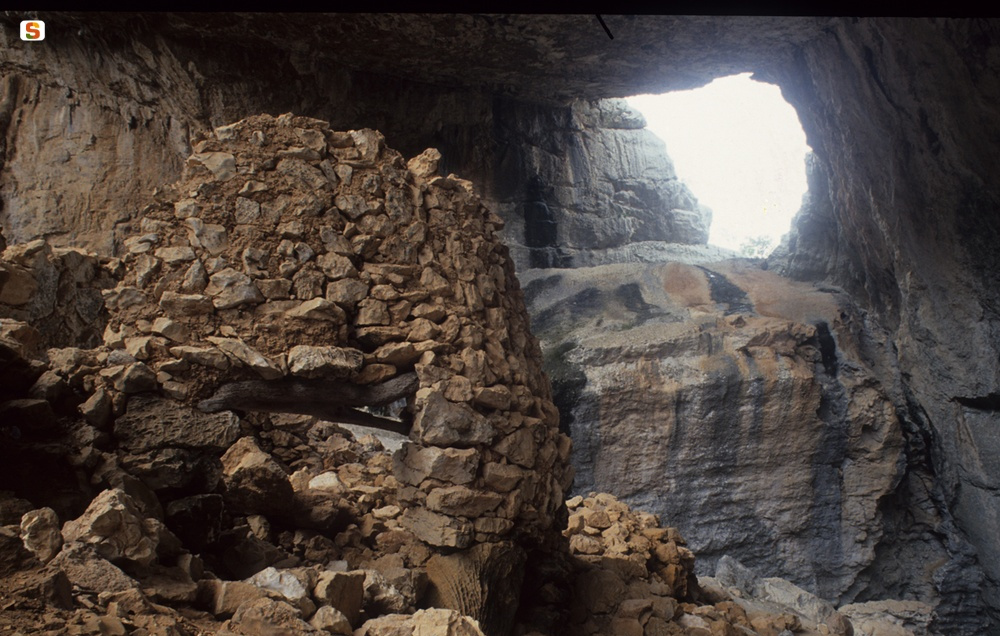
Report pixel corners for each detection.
[61,489,179,569]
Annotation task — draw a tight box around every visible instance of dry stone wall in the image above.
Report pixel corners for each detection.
[98,112,572,554]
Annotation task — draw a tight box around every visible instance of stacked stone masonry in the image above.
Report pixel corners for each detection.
[98,113,573,553]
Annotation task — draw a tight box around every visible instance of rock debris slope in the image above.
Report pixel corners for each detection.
[0,115,846,636]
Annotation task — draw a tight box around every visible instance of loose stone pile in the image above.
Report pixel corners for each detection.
[0,114,855,636]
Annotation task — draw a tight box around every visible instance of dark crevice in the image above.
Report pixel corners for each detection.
[546,341,587,440]
[955,393,1000,411]
[918,108,942,156]
[862,45,902,113]
[815,321,839,378]
[523,177,570,269]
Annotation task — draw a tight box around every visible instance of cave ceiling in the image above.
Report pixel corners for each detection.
[45,13,831,103]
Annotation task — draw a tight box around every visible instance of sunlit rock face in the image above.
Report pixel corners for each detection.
[2,13,1000,633]
[487,98,711,270]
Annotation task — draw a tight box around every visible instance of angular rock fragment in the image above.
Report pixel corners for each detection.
[198,578,267,618]
[114,394,240,452]
[185,218,229,254]
[401,508,473,549]
[288,345,363,378]
[170,345,230,369]
[407,148,442,179]
[392,443,479,487]
[313,569,366,625]
[307,472,345,493]
[187,151,237,182]
[20,507,62,563]
[116,362,158,393]
[310,605,353,635]
[426,486,504,517]
[220,437,294,516]
[0,262,37,305]
[228,597,321,635]
[245,566,317,616]
[257,278,293,299]
[159,291,214,316]
[151,316,188,342]
[317,252,359,280]
[207,336,283,379]
[412,392,496,448]
[356,608,486,636]
[154,246,196,263]
[49,543,141,593]
[61,488,176,568]
[286,298,347,321]
[140,566,199,604]
[206,268,265,309]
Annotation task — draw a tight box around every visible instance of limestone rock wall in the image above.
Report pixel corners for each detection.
[489,98,710,270]
[764,19,1000,633]
[523,259,915,603]
[0,19,706,270]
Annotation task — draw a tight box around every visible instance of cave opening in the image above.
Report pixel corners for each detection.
[627,73,811,257]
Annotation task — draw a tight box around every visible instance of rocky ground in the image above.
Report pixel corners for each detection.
[0,323,868,636]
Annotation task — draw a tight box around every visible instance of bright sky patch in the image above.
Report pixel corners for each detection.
[627,73,811,257]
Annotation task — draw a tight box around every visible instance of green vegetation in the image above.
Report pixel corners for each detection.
[739,234,776,258]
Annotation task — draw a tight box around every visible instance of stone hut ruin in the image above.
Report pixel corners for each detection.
[69,112,573,631]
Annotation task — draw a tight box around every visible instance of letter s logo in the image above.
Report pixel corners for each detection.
[20,20,45,41]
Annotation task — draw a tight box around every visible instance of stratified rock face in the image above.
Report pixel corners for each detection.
[524,259,908,602]
[489,99,711,270]
[764,19,1000,634]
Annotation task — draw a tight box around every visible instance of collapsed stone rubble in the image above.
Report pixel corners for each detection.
[0,114,864,636]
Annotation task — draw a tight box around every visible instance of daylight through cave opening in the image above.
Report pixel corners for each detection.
[627,73,812,257]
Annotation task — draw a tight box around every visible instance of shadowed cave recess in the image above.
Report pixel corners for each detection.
[1,13,1000,636]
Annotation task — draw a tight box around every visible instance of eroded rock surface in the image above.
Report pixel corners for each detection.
[525,259,907,603]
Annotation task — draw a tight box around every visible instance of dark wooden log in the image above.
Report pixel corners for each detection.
[196,372,418,435]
